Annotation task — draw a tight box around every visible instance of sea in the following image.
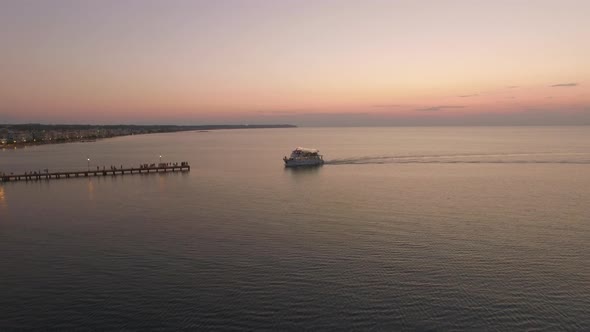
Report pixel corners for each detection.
[1,126,589,330]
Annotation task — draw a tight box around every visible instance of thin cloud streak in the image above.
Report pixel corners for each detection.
[302,112,371,116]
[550,83,578,87]
[458,94,479,98]
[255,110,299,115]
[415,105,465,112]
[372,104,402,108]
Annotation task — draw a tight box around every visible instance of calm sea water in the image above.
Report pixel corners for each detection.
[1,127,589,330]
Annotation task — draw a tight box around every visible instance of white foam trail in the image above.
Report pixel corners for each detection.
[325,152,590,165]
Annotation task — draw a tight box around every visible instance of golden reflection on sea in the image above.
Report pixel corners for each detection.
[0,185,6,209]
[87,180,94,201]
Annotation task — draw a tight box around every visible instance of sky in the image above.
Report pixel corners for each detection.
[1,0,589,126]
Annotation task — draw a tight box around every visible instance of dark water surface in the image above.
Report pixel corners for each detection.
[1,127,589,330]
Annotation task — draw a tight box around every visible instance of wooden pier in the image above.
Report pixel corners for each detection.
[1,162,190,182]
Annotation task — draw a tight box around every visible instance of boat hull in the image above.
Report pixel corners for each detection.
[284,159,324,167]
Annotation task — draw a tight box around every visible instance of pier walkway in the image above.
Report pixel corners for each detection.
[1,162,190,182]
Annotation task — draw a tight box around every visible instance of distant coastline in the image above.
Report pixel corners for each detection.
[0,124,296,148]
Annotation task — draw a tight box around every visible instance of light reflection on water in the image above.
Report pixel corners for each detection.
[0,185,6,209]
[87,180,94,201]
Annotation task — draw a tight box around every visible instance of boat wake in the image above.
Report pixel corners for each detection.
[325,152,590,165]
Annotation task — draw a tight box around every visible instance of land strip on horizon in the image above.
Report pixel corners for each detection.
[0,124,296,147]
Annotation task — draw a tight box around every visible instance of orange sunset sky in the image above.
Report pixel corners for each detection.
[1,0,589,126]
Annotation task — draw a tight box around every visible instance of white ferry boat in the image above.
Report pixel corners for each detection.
[283,147,325,167]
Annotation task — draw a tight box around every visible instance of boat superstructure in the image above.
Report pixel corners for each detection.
[283,147,324,167]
